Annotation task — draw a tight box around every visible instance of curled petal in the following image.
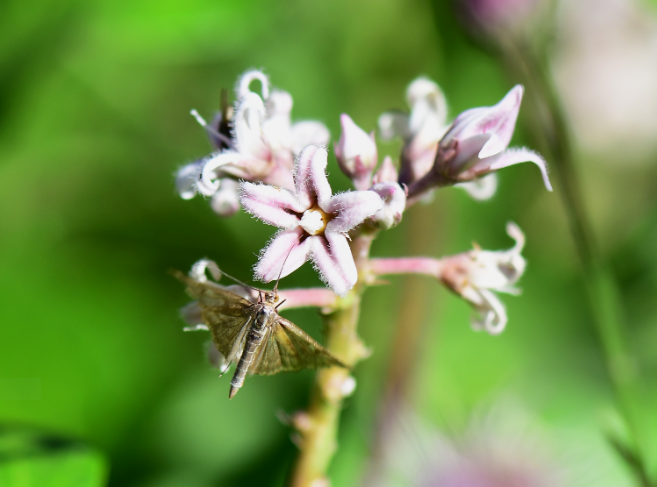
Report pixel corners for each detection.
[175,161,204,199]
[234,92,270,160]
[378,111,410,140]
[240,181,305,229]
[470,289,508,335]
[325,191,384,233]
[190,259,222,282]
[237,69,270,100]
[294,145,333,208]
[201,152,250,194]
[473,147,553,191]
[254,228,312,282]
[506,221,525,253]
[290,121,330,155]
[455,174,498,201]
[211,178,241,217]
[310,233,357,296]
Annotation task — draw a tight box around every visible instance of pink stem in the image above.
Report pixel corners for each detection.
[369,257,443,277]
[277,288,338,311]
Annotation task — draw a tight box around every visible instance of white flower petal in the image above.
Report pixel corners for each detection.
[294,145,333,209]
[237,69,270,100]
[240,181,304,229]
[290,121,330,155]
[455,174,498,201]
[254,228,312,282]
[310,233,357,296]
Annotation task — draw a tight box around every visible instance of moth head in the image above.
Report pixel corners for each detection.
[264,291,279,304]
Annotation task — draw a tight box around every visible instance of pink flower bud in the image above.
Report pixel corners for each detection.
[372,156,398,184]
[370,182,406,229]
[334,114,378,190]
[460,0,543,40]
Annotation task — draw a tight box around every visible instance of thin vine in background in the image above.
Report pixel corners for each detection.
[454,0,654,484]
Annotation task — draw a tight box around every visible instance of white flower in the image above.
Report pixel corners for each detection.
[440,222,526,334]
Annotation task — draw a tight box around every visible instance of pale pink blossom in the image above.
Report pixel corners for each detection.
[378,77,449,184]
[440,222,526,334]
[370,182,406,230]
[334,114,378,190]
[176,70,330,216]
[368,157,406,230]
[240,145,384,295]
[438,85,551,188]
[408,85,552,200]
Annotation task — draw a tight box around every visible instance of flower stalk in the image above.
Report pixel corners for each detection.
[289,235,373,487]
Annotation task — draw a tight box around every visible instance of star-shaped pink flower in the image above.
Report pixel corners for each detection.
[240,145,384,296]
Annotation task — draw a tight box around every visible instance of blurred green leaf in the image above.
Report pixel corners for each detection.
[0,427,107,487]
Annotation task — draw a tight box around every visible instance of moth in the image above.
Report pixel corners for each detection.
[175,263,347,399]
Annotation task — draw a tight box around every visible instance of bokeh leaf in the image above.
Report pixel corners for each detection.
[0,426,108,487]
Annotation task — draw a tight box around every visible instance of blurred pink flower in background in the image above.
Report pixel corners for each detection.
[176,70,330,216]
[364,400,563,487]
[553,0,657,164]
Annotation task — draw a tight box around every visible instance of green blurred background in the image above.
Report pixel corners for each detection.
[2,0,657,485]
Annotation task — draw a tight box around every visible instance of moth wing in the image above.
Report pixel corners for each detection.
[173,270,253,360]
[251,317,347,375]
[173,270,253,310]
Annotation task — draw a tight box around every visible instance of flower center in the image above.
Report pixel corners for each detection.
[299,206,330,236]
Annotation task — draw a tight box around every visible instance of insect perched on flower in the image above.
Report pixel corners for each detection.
[175,260,347,399]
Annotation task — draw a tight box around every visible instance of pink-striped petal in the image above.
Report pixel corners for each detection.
[310,233,358,296]
[325,191,384,233]
[294,145,333,209]
[443,85,523,159]
[254,228,313,282]
[239,181,306,229]
[478,147,553,191]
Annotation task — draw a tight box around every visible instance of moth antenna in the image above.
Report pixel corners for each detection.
[189,109,232,148]
[214,268,262,294]
[273,244,295,296]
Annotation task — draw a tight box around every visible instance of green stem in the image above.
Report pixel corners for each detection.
[504,40,648,481]
[288,235,373,487]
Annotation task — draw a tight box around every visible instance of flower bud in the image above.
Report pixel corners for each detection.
[429,85,552,193]
[439,222,526,334]
[459,0,543,41]
[175,161,204,200]
[372,156,398,184]
[211,178,241,217]
[370,182,406,229]
[334,114,378,190]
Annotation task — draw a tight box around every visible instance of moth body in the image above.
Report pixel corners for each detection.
[229,302,276,399]
[176,267,347,400]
